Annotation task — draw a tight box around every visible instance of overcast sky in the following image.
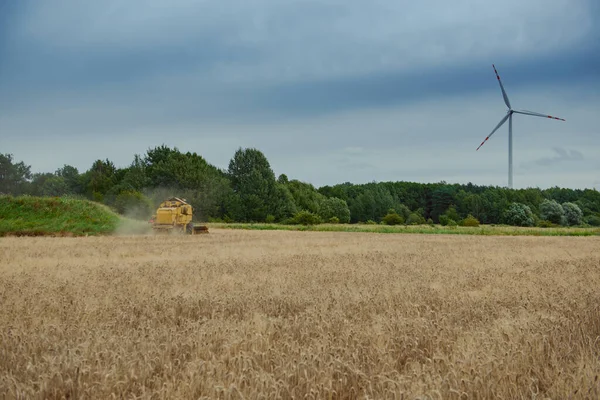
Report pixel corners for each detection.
[1,0,599,189]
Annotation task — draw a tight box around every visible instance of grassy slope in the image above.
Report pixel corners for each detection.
[0,196,150,236]
[209,222,600,236]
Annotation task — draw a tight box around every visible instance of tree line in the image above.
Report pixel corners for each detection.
[1,147,599,227]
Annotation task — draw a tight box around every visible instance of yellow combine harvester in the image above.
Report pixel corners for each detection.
[150,197,208,234]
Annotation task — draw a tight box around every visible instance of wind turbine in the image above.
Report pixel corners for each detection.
[476,65,565,189]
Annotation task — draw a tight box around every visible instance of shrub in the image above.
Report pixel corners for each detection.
[223,214,234,224]
[584,214,600,227]
[394,205,412,221]
[445,205,460,222]
[562,202,583,226]
[537,219,558,228]
[439,215,449,226]
[328,216,340,224]
[318,197,351,223]
[427,218,434,226]
[503,203,534,227]
[292,210,322,225]
[382,212,404,225]
[540,199,564,225]
[446,219,458,227]
[265,214,276,223]
[462,214,480,227]
[406,213,425,225]
[365,220,377,225]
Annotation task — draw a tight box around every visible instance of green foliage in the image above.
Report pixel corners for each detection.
[461,214,480,227]
[114,191,153,220]
[29,173,70,197]
[584,214,600,226]
[504,203,535,227]
[286,180,325,214]
[446,219,458,227]
[2,148,600,227]
[328,216,340,224]
[540,199,565,225]
[366,220,377,225]
[406,213,425,225]
[277,174,289,185]
[439,215,449,226]
[271,184,297,222]
[348,185,397,223]
[562,202,583,226]
[265,214,276,223]
[395,204,412,221]
[292,210,322,225]
[537,220,558,228]
[445,205,460,223]
[56,165,83,194]
[120,155,149,191]
[427,218,434,226]
[382,212,404,225]
[431,186,455,221]
[228,148,278,222]
[0,154,32,195]
[83,159,117,197]
[318,197,351,223]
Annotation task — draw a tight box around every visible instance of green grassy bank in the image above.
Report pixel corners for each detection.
[0,196,151,236]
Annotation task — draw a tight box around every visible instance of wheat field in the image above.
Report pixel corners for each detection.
[1,230,599,399]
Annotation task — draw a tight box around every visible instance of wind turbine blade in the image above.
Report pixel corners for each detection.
[493,64,511,109]
[513,109,565,121]
[476,113,510,151]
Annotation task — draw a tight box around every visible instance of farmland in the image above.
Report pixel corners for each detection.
[1,230,599,398]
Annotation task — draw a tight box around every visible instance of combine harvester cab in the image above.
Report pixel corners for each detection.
[151,197,208,234]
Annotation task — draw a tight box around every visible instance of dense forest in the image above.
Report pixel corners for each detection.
[1,146,599,227]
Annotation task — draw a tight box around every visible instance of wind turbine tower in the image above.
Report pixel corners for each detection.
[476,65,566,189]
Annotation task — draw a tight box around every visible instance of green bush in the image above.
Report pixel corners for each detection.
[504,203,534,227]
[446,219,458,227]
[292,210,322,225]
[540,199,565,225]
[445,205,460,222]
[537,219,558,228]
[382,212,404,225]
[427,218,434,226]
[265,214,276,223]
[328,216,340,224]
[562,202,583,226]
[462,214,480,227]
[365,220,377,225]
[318,197,351,223]
[406,213,425,225]
[439,215,449,226]
[584,214,600,227]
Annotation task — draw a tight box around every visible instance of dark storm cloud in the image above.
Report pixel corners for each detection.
[1,0,599,189]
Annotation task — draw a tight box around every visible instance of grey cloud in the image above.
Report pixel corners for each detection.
[4,0,596,88]
[535,148,584,166]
